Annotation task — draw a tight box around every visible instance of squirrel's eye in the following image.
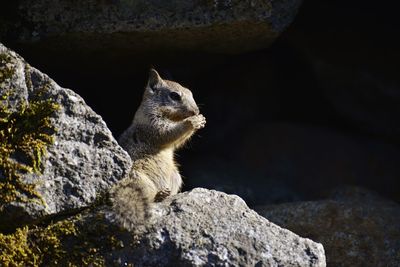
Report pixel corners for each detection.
[169,91,181,101]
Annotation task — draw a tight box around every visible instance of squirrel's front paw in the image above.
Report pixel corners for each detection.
[187,114,206,129]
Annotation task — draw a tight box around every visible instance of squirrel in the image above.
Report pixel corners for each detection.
[110,69,206,230]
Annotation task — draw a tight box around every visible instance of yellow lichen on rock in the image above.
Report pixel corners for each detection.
[0,226,38,266]
[0,220,77,267]
[0,53,60,206]
[0,212,118,266]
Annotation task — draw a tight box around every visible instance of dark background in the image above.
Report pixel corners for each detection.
[3,0,400,206]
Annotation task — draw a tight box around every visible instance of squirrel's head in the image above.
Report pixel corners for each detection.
[142,69,200,121]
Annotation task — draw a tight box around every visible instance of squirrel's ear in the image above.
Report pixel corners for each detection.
[148,69,162,90]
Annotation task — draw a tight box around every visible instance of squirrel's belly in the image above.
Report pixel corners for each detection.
[152,168,182,195]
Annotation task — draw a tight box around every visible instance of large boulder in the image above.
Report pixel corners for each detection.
[0,43,131,231]
[255,187,400,267]
[0,188,326,266]
[1,0,302,54]
[116,188,325,266]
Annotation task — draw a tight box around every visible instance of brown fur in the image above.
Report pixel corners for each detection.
[110,69,206,230]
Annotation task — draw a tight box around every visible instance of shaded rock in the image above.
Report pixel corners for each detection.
[255,187,400,267]
[185,123,400,205]
[314,60,400,143]
[11,188,325,266]
[0,43,131,230]
[285,0,400,143]
[2,0,302,54]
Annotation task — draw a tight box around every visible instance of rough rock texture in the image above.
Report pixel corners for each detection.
[1,0,302,54]
[126,188,325,266]
[0,43,131,230]
[43,188,325,266]
[255,187,400,267]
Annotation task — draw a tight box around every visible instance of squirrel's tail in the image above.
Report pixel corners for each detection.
[109,178,154,231]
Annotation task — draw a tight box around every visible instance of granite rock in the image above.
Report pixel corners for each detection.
[0,43,131,230]
[255,187,400,267]
[2,0,302,54]
[55,188,326,266]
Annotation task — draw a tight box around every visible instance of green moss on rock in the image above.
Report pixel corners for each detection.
[0,211,127,266]
[65,212,114,267]
[0,56,60,206]
[0,226,37,266]
[0,53,15,85]
[0,219,77,266]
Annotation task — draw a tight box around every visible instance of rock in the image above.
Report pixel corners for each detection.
[314,60,400,143]
[1,188,325,266]
[285,0,400,143]
[255,187,400,267]
[0,43,132,231]
[117,188,325,266]
[2,0,302,54]
[185,123,400,205]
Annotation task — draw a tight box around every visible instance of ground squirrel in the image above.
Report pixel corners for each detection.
[110,69,206,230]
